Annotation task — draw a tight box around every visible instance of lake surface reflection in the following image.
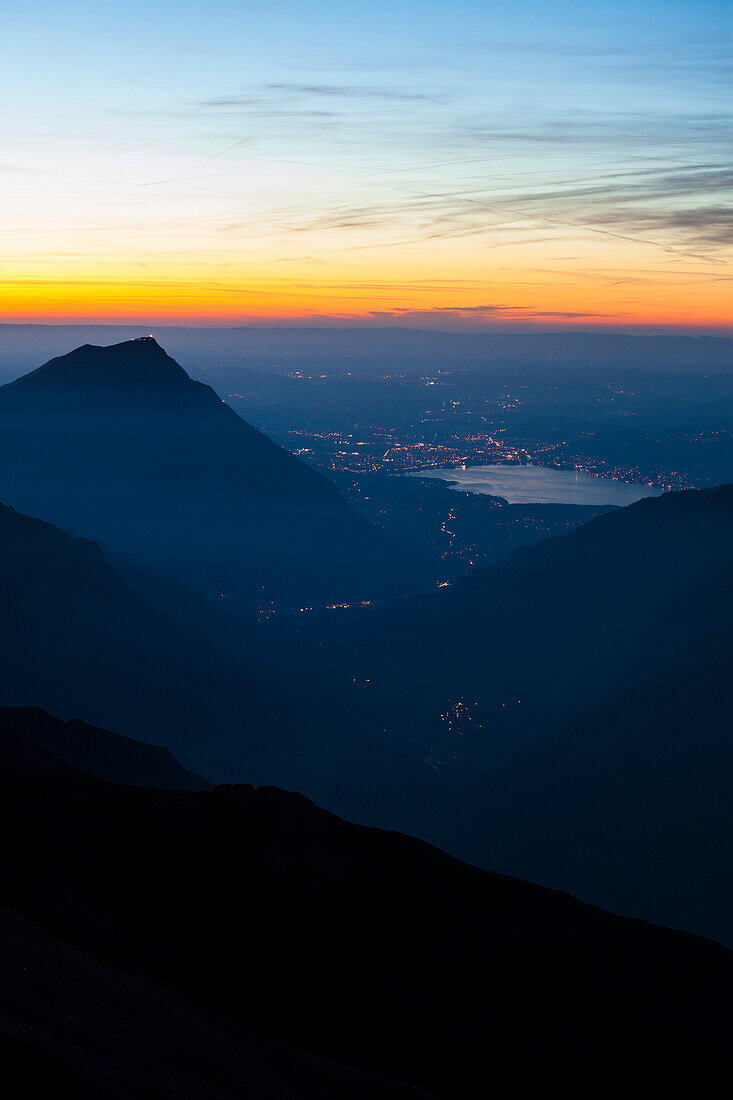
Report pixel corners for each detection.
[402,463,663,506]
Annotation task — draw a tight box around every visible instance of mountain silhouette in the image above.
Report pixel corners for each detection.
[0,500,241,751]
[3,325,731,379]
[421,626,733,944]
[0,705,210,790]
[0,737,730,1098]
[0,722,81,778]
[0,337,335,501]
[326,485,733,789]
[0,338,427,608]
[1,487,731,830]
[0,500,424,807]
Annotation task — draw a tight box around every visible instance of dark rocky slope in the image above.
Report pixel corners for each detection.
[0,734,730,1098]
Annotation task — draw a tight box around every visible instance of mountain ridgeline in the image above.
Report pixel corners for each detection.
[2,325,732,381]
[0,706,211,790]
[421,627,733,944]
[0,482,731,945]
[0,338,428,609]
[0,332,731,1096]
[0,728,730,1099]
[320,485,733,783]
[0,498,438,815]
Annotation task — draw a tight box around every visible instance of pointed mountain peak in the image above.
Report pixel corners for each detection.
[3,337,192,394]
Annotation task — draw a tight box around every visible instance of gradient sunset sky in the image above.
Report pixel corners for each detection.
[2,0,731,329]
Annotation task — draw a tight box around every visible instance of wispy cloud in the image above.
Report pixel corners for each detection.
[197,81,441,115]
[269,160,732,261]
[266,83,439,102]
[365,304,621,326]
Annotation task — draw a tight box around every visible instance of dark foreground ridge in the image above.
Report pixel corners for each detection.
[0,907,413,1100]
[0,724,730,1099]
[0,705,211,790]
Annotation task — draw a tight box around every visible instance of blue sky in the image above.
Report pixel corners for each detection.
[1,0,731,326]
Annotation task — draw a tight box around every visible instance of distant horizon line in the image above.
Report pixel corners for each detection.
[1,320,732,339]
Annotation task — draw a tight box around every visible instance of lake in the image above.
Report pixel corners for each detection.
[401,463,663,506]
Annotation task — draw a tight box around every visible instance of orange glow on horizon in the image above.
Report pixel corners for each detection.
[2,211,730,331]
[4,3,730,336]
[2,264,731,330]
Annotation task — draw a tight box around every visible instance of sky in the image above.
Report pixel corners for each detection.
[1,0,731,330]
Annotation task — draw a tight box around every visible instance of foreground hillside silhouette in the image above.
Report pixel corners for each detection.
[0,723,730,1099]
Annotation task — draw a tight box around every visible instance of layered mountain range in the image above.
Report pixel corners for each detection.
[320,485,733,780]
[0,336,730,1095]
[0,448,731,943]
